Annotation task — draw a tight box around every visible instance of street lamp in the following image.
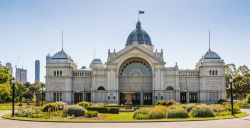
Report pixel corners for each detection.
[11,78,15,117]
[41,84,45,106]
[229,75,234,115]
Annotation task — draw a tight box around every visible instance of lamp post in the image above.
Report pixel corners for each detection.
[11,78,15,117]
[229,76,234,115]
[41,84,44,106]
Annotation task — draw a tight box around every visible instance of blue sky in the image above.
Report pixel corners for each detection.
[0,0,250,83]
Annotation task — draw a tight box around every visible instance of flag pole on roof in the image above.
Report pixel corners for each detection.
[138,10,145,21]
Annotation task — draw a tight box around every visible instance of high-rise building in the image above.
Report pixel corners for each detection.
[5,62,13,76]
[16,68,27,83]
[35,60,40,82]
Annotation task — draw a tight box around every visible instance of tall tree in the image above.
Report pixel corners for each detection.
[0,65,12,102]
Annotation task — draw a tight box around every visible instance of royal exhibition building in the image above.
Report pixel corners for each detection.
[45,20,226,105]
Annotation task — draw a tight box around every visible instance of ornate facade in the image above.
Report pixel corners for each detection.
[45,20,226,105]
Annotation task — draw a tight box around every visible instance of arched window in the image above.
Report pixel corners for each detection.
[215,70,218,75]
[97,86,105,91]
[57,71,59,76]
[60,71,62,76]
[166,86,174,91]
[54,71,56,76]
[212,70,215,75]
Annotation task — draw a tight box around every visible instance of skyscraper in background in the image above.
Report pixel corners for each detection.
[16,68,27,83]
[5,62,13,76]
[35,60,40,82]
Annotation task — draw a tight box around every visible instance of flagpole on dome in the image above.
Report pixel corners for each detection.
[138,10,145,21]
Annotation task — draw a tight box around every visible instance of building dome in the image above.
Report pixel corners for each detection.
[126,21,152,46]
[52,50,73,60]
[203,50,221,59]
[90,59,103,65]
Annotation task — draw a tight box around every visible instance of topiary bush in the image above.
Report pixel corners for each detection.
[148,106,167,119]
[85,111,98,118]
[167,107,189,118]
[64,105,86,117]
[190,104,215,117]
[86,106,119,114]
[42,102,65,112]
[133,106,167,120]
[77,101,91,108]
[156,100,176,106]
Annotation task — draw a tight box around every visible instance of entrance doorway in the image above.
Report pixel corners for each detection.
[143,93,152,105]
[180,92,187,103]
[74,93,83,104]
[85,93,91,102]
[189,92,198,103]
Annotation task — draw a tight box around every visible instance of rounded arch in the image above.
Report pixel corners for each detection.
[97,86,105,91]
[119,57,152,77]
[166,86,174,91]
[116,53,155,75]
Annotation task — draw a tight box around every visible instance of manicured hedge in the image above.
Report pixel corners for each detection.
[156,100,176,106]
[42,102,65,112]
[64,105,86,117]
[190,104,215,117]
[77,101,91,108]
[86,106,119,114]
[85,111,98,118]
[133,106,167,120]
[167,108,189,118]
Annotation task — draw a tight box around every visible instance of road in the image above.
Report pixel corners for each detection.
[0,109,250,128]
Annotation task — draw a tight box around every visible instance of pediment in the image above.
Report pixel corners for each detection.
[106,45,165,66]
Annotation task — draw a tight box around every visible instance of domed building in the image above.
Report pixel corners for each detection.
[45,20,226,104]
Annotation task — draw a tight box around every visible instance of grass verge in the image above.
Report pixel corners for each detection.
[2,111,248,123]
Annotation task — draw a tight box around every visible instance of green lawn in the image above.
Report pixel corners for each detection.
[2,111,247,123]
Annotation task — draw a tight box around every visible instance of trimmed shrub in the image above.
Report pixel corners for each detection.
[42,102,65,112]
[85,111,98,118]
[15,107,40,117]
[190,104,215,117]
[167,108,189,118]
[86,106,119,114]
[65,105,86,117]
[225,103,241,114]
[246,94,250,103]
[209,104,226,113]
[156,100,176,106]
[185,104,196,112]
[77,101,91,108]
[133,106,167,120]
[148,106,167,119]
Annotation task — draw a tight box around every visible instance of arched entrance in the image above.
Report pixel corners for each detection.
[119,57,153,105]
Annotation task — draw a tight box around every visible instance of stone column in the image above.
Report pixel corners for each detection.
[140,91,144,105]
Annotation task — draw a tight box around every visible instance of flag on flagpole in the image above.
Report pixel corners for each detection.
[139,11,145,14]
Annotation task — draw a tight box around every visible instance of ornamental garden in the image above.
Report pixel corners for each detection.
[3,95,250,122]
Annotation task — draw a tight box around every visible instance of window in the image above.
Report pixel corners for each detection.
[53,92,62,102]
[209,92,218,101]
[166,86,174,91]
[54,71,56,76]
[60,71,62,76]
[97,86,105,91]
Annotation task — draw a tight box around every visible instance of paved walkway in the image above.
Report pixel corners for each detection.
[1,109,250,128]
